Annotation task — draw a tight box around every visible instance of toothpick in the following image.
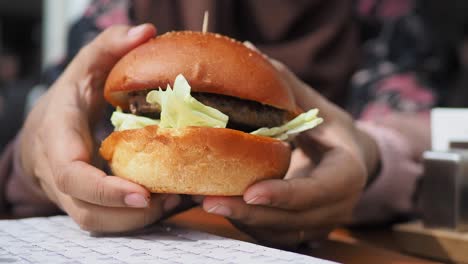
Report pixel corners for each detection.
[202,11,209,33]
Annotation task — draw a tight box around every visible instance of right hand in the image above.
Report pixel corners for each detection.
[19,24,181,232]
[201,59,378,247]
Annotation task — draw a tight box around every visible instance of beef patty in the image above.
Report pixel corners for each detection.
[128,91,289,132]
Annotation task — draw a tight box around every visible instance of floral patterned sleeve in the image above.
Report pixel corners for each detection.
[351,0,438,223]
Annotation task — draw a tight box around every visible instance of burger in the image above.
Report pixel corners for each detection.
[99,31,322,195]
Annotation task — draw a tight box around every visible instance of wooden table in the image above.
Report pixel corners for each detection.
[165,207,440,264]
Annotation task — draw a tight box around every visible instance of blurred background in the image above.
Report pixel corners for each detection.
[0,0,90,150]
[2,2,468,262]
[0,1,42,81]
[0,0,468,152]
[0,0,90,75]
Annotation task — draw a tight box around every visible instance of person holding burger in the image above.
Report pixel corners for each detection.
[0,0,431,248]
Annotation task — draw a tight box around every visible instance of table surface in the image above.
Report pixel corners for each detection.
[164,207,441,264]
[1,209,440,264]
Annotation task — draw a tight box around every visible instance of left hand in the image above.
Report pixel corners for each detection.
[19,24,181,232]
[200,60,380,248]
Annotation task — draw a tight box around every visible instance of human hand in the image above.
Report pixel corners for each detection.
[201,60,380,248]
[19,24,181,232]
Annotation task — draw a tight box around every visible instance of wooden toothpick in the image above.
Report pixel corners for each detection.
[202,11,209,33]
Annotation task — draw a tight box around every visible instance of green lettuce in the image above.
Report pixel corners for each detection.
[250,109,323,141]
[110,74,323,139]
[146,74,229,129]
[111,107,159,131]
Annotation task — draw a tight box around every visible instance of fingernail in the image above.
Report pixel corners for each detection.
[124,193,148,208]
[163,195,181,211]
[128,24,147,37]
[246,196,271,206]
[207,204,232,217]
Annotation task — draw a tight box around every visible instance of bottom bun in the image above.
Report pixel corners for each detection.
[99,125,291,195]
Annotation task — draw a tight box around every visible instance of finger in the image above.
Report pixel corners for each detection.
[54,24,157,121]
[55,160,152,208]
[283,148,317,180]
[43,112,151,208]
[64,194,169,233]
[62,24,156,85]
[243,147,366,211]
[202,196,354,230]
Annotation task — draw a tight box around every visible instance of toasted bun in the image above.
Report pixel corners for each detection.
[104,31,297,114]
[100,125,291,195]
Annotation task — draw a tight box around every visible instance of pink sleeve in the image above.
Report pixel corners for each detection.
[0,135,61,217]
[353,121,423,223]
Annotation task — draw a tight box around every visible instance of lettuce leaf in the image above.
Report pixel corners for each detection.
[111,107,159,131]
[146,74,229,129]
[110,74,323,139]
[250,109,323,141]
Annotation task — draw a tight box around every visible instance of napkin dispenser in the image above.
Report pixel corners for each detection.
[421,150,468,231]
